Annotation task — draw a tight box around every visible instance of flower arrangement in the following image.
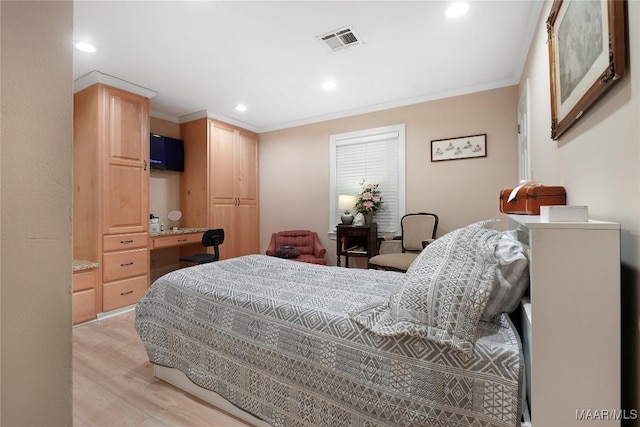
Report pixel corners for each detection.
[354,181,383,215]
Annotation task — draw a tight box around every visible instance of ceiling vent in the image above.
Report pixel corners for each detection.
[319,26,362,52]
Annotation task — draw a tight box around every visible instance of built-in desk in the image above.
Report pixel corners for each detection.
[149,228,208,282]
[149,228,207,249]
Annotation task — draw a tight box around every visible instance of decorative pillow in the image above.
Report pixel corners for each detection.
[351,223,501,355]
[482,230,530,320]
[472,218,501,230]
[274,245,300,259]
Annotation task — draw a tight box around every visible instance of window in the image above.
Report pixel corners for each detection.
[329,124,406,235]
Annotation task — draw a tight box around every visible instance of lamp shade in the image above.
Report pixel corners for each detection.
[338,194,356,211]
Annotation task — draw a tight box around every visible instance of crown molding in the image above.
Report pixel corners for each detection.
[177,110,259,133]
[150,110,180,123]
[177,110,208,123]
[74,70,158,99]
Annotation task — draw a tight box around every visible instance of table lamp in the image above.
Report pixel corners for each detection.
[338,195,356,225]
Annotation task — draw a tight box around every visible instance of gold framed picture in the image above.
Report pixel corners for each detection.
[547,0,627,140]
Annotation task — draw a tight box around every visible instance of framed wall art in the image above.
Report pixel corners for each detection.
[430,134,486,162]
[547,0,627,140]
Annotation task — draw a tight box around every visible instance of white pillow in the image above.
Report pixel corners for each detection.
[482,230,530,321]
[352,223,501,355]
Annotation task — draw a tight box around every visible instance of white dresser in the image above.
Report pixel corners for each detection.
[509,215,621,426]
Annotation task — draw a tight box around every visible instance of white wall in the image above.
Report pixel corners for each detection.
[0,1,73,424]
[521,0,640,412]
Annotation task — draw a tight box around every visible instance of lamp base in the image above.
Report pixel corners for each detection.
[341,214,354,225]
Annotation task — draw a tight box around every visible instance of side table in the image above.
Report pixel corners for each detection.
[336,224,378,268]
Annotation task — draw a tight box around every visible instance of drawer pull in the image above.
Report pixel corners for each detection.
[120,262,134,267]
[120,239,134,244]
[177,238,187,243]
[120,290,134,296]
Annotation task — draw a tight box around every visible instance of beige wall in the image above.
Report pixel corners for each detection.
[1,1,73,425]
[259,86,519,265]
[521,0,640,412]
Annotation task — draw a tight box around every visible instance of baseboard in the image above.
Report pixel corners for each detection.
[96,304,136,321]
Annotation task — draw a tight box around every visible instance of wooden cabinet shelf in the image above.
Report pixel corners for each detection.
[336,224,378,268]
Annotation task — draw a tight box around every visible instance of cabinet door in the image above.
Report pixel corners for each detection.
[210,203,258,259]
[235,130,258,202]
[103,87,149,234]
[209,121,236,202]
[104,164,148,234]
[73,289,97,325]
[235,203,259,256]
[73,269,97,325]
[209,203,236,260]
[106,88,147,163]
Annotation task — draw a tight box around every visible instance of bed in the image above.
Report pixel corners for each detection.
[136,221,530,427]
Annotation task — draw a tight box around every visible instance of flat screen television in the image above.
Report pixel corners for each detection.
[150,134,184,172]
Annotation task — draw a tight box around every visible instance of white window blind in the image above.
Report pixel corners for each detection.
[330,124,405,235]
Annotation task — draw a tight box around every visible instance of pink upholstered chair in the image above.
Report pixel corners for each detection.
[266,230,327,265]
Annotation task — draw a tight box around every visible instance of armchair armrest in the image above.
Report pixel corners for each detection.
[312,237,326,258]
[266,234,278,256]
[421,238,435,249]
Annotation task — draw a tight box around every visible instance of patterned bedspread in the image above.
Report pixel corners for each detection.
[135,255,523,427]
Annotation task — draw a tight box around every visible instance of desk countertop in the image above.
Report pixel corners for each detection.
[73,259,100,272]
[149,227,207,237]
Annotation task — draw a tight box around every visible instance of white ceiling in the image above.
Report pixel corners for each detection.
[73,1,543,133]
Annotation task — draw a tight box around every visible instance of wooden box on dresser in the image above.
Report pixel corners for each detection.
[509,214,621,426]
[73,79,151,318]
[179,117,259,259]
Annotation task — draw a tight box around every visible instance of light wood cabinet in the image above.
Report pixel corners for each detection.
[103,247,148,283]
[72,269,98,325]
[180,118,259,259]
[102,275,149,312]
[74,83,150,314]
[103,89,149,235]
[150,232,202,249]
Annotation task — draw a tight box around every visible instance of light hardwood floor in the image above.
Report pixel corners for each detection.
[72,310,254,427]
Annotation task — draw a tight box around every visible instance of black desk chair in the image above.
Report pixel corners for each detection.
[179,228,225,265]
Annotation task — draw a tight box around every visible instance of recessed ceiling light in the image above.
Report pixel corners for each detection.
[445,2,469,19]
[235,104,247,112]
[322,80,336,91]
[75,42,96,53]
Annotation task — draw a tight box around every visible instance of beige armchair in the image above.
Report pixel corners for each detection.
[368,213,438,272]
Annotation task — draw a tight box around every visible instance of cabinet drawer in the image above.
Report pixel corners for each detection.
[102,275,148,312]
[73,269,97,292]
[73,289,96,325]
[103,248,148,282]
[151,232,202,249]
[103,233,148,252]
